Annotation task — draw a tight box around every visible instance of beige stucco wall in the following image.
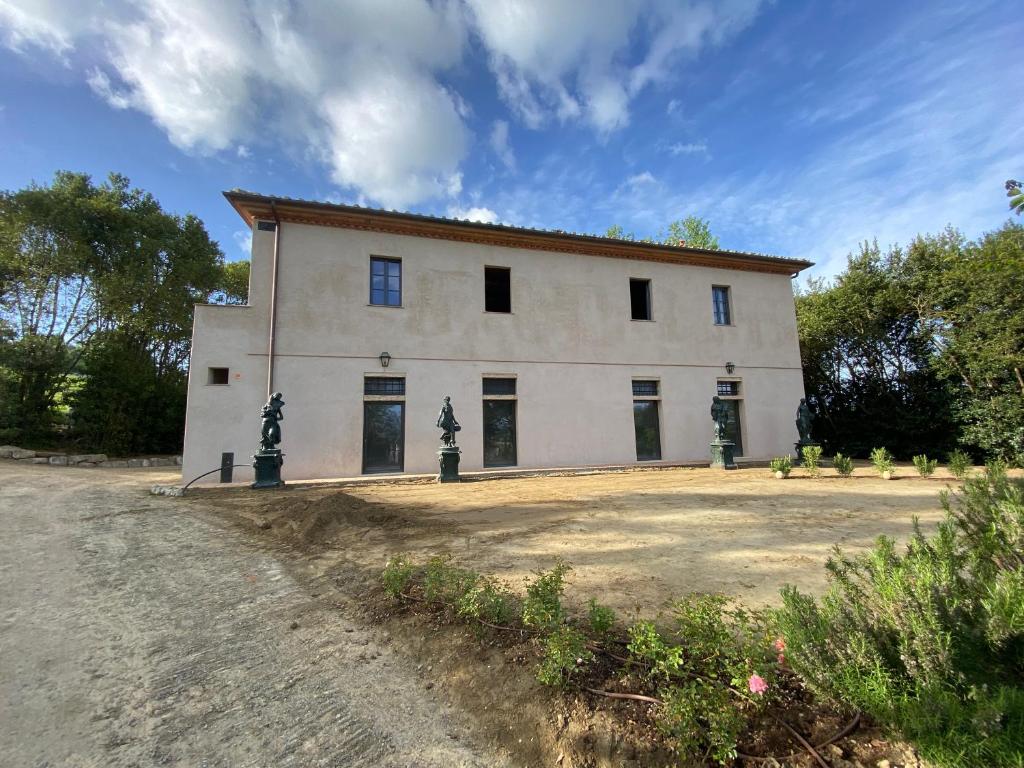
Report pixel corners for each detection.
[182,219,805,484]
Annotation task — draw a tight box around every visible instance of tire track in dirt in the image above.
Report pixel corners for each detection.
[0,464,506,768]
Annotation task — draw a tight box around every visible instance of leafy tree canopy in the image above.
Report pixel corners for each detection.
[604,215,720,249]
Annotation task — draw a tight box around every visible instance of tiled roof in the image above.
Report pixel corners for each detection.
[224,189,813,273]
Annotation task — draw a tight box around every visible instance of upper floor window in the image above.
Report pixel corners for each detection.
[485,266,511,313]
[370,257,402,306]
[712,285,731,325]
[630,278,652,320]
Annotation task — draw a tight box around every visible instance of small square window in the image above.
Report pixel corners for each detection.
[630,279,652,320]
[207,367,229,385]
[370,257,402,306]
[364,377,406,396]
[485,267,511,313]
[717,380,740,396]
[632,380,659,397]
[483,377,516,396]
[712,286,731,325]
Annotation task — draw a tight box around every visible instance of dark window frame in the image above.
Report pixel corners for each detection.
[632,379,659,397]
[482,377,516,396]
[361,401,406,474]
[716,380,740,397]
[364,376,406,396]
[630,278,652,321]
[484,266,512,313]
[370,256,402,307]
[712,285,732,325]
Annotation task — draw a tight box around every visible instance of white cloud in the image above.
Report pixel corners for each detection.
[233,228,253,257]
[626,171,656,187]
[447,205,500,223]
[236,144,251,159]
[668,141,708,156]
[490,119,516,170]
[1,0,471,208]
[466,0,765,133]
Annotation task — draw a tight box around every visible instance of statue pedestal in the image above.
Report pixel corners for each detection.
[710,440,737,470]
[795,441,819,465]
[252,449,284,489]
[437,447,461,483]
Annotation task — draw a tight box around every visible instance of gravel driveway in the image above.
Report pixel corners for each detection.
[0,463,504,768]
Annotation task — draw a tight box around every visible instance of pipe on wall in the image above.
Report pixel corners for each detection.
[267,200,282,396]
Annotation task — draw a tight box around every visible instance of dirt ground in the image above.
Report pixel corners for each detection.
[213,463,965,615]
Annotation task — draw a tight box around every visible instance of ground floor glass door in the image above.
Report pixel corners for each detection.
[362,402,404,472]
[722,400,743,456]
[633,400,662,460]
[483,400,517,467]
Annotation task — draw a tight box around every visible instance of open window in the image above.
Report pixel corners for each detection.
[630,279,651,320]
[485,267,511,313]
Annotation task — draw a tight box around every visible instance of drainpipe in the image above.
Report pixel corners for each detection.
[267,200,282,397]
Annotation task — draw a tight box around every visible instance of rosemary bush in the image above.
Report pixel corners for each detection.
[522,562,570,630]
[769,456,792,477]
[833,453,854,477]
[947,449,971,480]
[801,445,823,477]
[913,454,938,478]
[870,446,895,476]
[774,469,1024,766]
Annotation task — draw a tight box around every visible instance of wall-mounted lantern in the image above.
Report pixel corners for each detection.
[725,361,735,374]
[379,351,392,368]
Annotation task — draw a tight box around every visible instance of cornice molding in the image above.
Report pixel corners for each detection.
[225,191,812,276]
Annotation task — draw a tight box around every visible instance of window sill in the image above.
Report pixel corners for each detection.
[630,318,655,322]
[205,383,230,387]
[368,303,404,309]
[483,310,514,315]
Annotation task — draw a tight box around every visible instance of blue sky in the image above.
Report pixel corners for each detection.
[1,0,1021,279]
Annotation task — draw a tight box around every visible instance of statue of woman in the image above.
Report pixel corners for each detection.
[710,396,729,442]
[259,392,285,451]
[795,398,813,443]
[436,396,461,447]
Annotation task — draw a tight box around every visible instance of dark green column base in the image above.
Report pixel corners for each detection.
[437,447,461,483]
[252,449,285,489]
[710,441,738,470]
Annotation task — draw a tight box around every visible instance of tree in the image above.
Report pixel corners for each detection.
[604,215,720,249]
[212,260,250,305]
[1006,179,1024,215]
[0,171,225,448]
[666,215,719,250]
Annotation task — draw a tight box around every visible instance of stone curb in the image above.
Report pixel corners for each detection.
[0,445,182,468]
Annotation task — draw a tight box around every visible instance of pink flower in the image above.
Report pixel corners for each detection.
[774,637,786,652]
[748,673,768,695]
[777,652,786,665]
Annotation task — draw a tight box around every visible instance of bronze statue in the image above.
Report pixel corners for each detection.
[710,396,729,442]
[259,392,285,451]
[436,395,461,447]
[795,398,813,443]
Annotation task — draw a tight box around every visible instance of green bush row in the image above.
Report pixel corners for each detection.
[766,447,977,479]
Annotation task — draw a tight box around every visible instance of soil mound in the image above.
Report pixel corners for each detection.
[259,491,407,546]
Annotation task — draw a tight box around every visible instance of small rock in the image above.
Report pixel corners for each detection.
[30,457,50,464]
[49,456,69,466]
[876,761,891,768]
[0,445,20,458]
[78,462,96,467]
[289,621,300,630]
[151,457,173,467]
[257,520,272,530]
[67,453,107,464]
[11,449,35,459]
[826,744,844,759]
[424,682,433,690]
[127,459,146,468]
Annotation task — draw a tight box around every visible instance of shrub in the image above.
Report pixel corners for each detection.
[457,577,518,626]
[833,453,855,477]
[801,445,823,477]
[769,456,792,477]
[522,562,570,630]
[627,620,683,681]
[382,554,415,597]
[913,454,938,478]
[658,680,745,766]
[536,626,594,688]
[774,472,1024,766]
[947,449,971,480]
[587,598,616,638]
[423,556,478,606]
[870,446,895,476]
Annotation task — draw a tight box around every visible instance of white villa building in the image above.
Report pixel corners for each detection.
[181,191,812,484]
